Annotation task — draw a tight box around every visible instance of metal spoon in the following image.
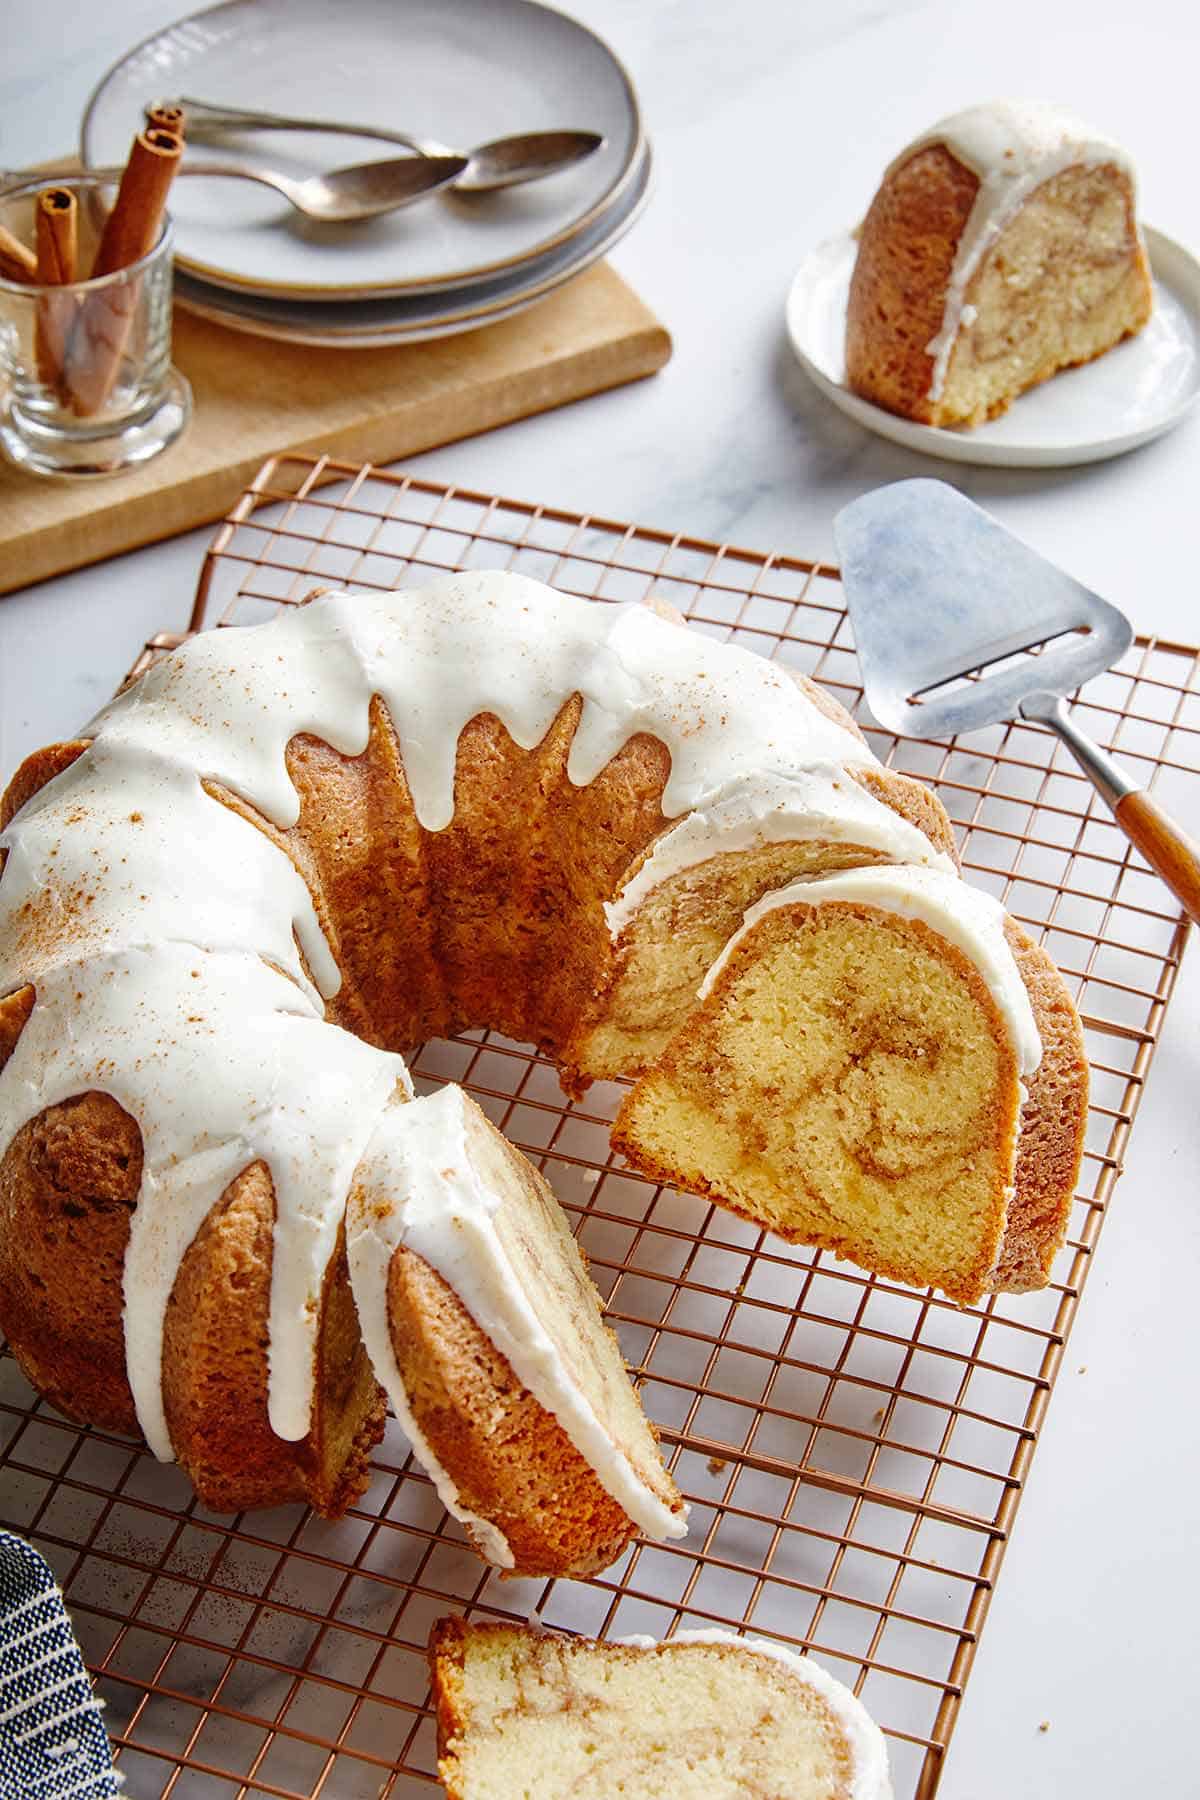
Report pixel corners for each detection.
[172,152,468,222]
[156,96,605,194]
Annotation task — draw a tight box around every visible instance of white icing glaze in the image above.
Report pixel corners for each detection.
[605,767,955,936]
[0,740,339,1004]
[0,571,908,1539]
[887,101,1138,400]
[0,945,410,1455]
[343,1127,518,1569]
[81,575,871,836]
[346,1084,686,1550]
[699,862,1041,1077]
[616,1629,892,1800]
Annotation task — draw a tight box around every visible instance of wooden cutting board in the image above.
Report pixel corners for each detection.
[0,262,670,596]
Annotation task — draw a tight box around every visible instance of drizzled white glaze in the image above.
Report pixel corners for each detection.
[0,741,339,1004]
[888,101,1138,400]
[605,767,955,935]
[0,946,410,1455]
[0,571,907,1538]
[344,1111,518,1568]
[346,1085,686,1550]
[699,863,1041,1077]
[616,1630,893,1800]
[76,574,871,837]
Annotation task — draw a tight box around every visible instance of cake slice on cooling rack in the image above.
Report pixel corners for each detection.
[345,1084,685,1576]
[429,1618,893,1799]
[613,864,1088,1307]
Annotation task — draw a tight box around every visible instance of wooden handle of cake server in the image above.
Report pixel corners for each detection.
[1029,692,1200,928]
[1114,789,1200,927]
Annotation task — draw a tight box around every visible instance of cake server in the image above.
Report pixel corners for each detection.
[833,478,1200,924]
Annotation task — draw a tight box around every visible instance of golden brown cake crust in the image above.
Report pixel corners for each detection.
[845,144,980,425]
[0,1090,143,1435]
[429,1616,472,1798]
[990,920,1089,1290]
[0,985,35,1076]
[790,671,959,859]
[788,669,868,745]
[162,1165,385,1516]
[0,740,89,830]
[0,740,387,1515]
[387,1247,640,1579]
[850,764,959,864]
[0,1084,385,1515]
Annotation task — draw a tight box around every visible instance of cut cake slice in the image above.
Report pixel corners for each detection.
[613,865,1087,1305]
[429,1618,893,1799]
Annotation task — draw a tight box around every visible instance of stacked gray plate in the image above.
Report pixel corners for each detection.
[82,0,649,347]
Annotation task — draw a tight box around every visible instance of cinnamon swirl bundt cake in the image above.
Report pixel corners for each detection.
[845,101,1154,428]
[429,1619,893,1799]
[0,571,1084,1565]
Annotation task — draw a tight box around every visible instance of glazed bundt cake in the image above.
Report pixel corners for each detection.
[614,864,1088,1306]
[0,570,1083,1563]
[845,100,1154,428]
[429,1619,893,1799]
[0,572,950,1560]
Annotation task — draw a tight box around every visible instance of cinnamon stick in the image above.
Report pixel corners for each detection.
[35,188,76,284]
[35,186,78,393]
[146,104,185,135]
[66,127,183,417]
[91,126,182,278]
[0,222,37,285]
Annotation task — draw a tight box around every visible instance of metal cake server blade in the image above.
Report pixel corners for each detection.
[833,479,1200,924]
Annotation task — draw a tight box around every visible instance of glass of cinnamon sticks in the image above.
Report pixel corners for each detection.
[0,145,191,477]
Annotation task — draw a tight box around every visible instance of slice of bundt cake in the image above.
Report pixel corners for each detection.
[845,100,1154,428]
[429,1619,893,1799]
[347,1085,683,1576]
[613,865,1088,1306]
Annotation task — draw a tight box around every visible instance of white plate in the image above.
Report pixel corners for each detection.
[172,142,652,346]
[786,226,1200,468]
[81,0,642,302]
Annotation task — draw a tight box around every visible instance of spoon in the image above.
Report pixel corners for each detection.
[172,152,468,222]
[155,96,605,194]
[1,155,467,227]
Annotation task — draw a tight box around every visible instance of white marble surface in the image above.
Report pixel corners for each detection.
[2,3,1198,1797]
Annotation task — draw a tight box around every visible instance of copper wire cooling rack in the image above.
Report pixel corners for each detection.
[2,453,1195,1800]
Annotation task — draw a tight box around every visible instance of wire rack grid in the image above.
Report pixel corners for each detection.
[1,452,1195,1800]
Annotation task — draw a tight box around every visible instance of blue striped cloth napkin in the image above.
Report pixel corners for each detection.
[0,1531,120,1797]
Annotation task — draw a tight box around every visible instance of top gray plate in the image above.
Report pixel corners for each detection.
[81,0,643,302]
